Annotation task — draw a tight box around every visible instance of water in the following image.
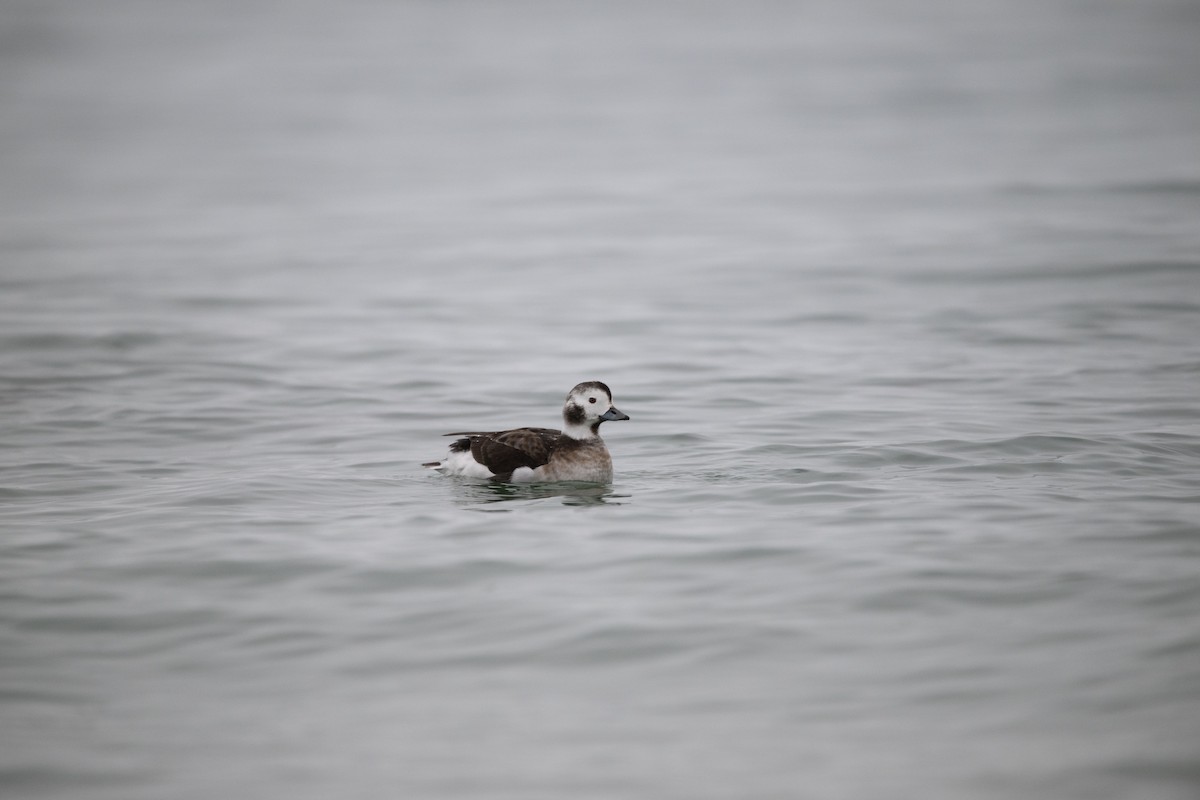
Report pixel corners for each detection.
[3,1,1200,798]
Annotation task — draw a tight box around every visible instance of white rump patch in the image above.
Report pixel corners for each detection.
[433,449,496,479]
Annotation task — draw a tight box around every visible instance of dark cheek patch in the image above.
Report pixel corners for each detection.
[564,403,586,425]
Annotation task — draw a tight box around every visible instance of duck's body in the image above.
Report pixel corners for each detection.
[424,382,629,483]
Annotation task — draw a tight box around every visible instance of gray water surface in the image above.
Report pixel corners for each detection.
[3,1,1200,798]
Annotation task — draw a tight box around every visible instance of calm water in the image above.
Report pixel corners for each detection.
[3,1,1200,798]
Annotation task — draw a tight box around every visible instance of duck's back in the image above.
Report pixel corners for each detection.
[444,427,561,479]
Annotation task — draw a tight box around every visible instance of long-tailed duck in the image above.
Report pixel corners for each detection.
[423,381,630,483]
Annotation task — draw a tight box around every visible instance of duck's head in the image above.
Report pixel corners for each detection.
[562,381,629,437]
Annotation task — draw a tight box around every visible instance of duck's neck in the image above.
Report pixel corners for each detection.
[562,421,601,441]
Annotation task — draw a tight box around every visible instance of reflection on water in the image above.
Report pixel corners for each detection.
[448,478,629,508]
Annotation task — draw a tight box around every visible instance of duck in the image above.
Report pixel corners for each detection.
[423,381,630,483]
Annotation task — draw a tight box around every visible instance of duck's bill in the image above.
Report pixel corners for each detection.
[600,406,630,421]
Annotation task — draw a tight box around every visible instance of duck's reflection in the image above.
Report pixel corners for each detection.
[450,479,628,508]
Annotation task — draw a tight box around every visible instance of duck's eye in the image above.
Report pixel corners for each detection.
[588,397,597,404]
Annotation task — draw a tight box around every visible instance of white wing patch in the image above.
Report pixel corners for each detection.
[509,466,538,482]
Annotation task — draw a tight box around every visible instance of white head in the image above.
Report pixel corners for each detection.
[562,381,630,439]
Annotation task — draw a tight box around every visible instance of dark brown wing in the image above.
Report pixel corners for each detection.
[443,427,561,476]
